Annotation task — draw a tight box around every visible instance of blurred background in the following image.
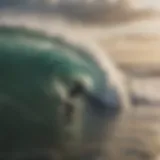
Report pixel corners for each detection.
[0,0,160,107]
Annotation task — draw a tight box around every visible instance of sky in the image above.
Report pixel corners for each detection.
[107,0,160,10]
[127,0,160,10]
[0,0,160,11]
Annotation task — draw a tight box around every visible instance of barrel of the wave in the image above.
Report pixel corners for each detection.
[0,26,129,160]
